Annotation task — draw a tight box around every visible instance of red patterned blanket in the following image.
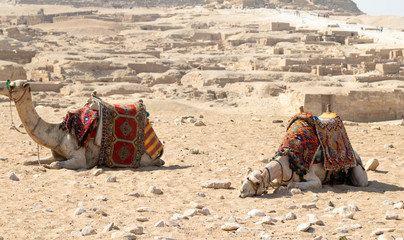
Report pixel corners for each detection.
[98,101,163,168]
[314,112,356,171]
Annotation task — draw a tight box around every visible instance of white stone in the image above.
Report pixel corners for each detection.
[248,209,266,217]
[288,205,298,209]
[154,220,165,227]
[251,117,261,122]
[221,223,240,231]
[256,216,276,224]
[307,214,324,225]
[371,126,381,130]
[77,202,87,207]
[190,148,200,154]
[301,203,317,209]
[127,192,144,197]
[196,192,206,197]
[365,158,379,171]
[290,188,302,195]
[385,211,399,220]
[348,204,359,211]
[382,200,395,205]
[338,207,354,219]
[259,231,272,239]
[136,207,156,212]
[350,224,362,229]
[81,226,95,236]
[393,201,404,209]
[296,223,311,232]
[285,212,297,220]
[201,208,211,215]
[8,172,19,181]
[125,226,143,235]
[190,202,204,209]
[102,222,114,233]
[174,118,182,126]
[236,227,249,232]
[70,231,82,237]
[335,227,348,233]
[106,176,117,182]
[171,213,189,221]
[74,208,86,216]
[184,209,198,217]
[123,234,137,240]
[148,186,163,194]
[377,234,393,240]
[201,180,231,189]
[93,169,103,176]
[95,195,108,201]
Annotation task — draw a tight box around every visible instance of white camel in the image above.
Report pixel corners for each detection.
[0,80,164,169]
[239,109,368,198]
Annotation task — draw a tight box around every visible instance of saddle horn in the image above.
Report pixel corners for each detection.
[299,106,304,113]
[327,104,331,112]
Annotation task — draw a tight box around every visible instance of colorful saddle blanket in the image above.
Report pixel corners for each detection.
[278,113,320,176]
[60,99,163,168]
[278,112,356,175]
[61,103,99,147]
[98,101,163,168]
[314,112,356,171]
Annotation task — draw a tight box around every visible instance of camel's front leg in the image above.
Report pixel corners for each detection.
[46,149,87,170]
[23,150,65,166]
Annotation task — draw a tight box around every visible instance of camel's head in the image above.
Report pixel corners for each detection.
[0,80,31,102]
[238,169,267,198]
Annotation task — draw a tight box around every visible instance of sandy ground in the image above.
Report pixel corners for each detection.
[0,93,403,240]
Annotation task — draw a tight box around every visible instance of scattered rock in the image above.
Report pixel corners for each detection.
[296,223,311,232]
[272,120,283,123]
[184,209,198,217]
[194,120,206,126]
[93,169,103,176]
[365,158,379,171]
[382,200,395,205]
[201,180,231,189]
[328,201,335,207]
[393,201,403,209]
[136,207,156,212]
[307,214,324,225]
[74,208,86,216]
[290,188,302,195]
[301,203,317,209]
[8,172,19,181]
[136,216,148,222]
[190,202,204,209]
[128,192,145,197]
[335,227,348,233]
[196,192,206,197]
[95,195,108,201]
[385,211,399,220]
[201,208,211,215]
[371,228,395,236]
[384,144,394,149]
[288,205,298,209]
[338,207,354,219]
[259,156,269,163]
[71,231,82,237]
[154,220,165,227]
[236,227,249,232]
[285,212,297,220]
[361,129,368,133]
[348,204,359,212]
[371,126,381,130]
[166,221,180,227]
[81,226,96,236]
[351,224,362,229]
[106,176,117,182]
[190,148,200,154]
[102,222,114,233]
[171,213,189,221]
[77,202,87,207]
[248,209,266,217]
[251,117,261,122]
[148,186,163,195]
[125,226,143,235]
[256,216,276,224]
[221,223,240,231]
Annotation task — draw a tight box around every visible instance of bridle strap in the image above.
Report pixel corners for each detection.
[264,159,294,192]
[246,177,259,196]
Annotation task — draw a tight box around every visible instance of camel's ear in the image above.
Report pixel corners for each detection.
[23,82,30,88]
[245,169,252,177]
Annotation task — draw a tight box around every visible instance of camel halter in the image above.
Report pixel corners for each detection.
[262,159,294,194]
[7,80,41,165]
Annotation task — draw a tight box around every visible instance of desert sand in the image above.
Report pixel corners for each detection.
[0,3,403,240]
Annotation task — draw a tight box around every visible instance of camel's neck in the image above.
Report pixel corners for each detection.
[14,90,62,149]
[262,156,289,187]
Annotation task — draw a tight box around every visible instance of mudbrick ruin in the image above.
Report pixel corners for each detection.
[0,0,403,122]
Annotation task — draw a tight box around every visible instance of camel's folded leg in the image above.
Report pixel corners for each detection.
[287,172,322,190]
[45,156,87,170]
[24,150,65,166]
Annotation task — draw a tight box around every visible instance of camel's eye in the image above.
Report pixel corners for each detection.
[255,182,260,186]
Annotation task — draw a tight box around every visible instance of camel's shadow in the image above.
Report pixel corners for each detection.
[96,164,192,173]
[257,180,404,199]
